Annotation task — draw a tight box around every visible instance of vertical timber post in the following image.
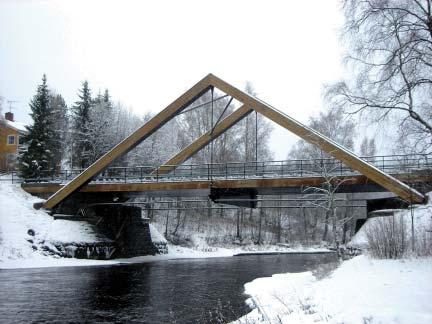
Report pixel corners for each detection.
[210,86,214,181]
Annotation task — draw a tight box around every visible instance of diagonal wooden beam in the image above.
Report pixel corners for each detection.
[206,74,425,204]
[157,105,253,175]
[43,74,214,209]
[43,73,425,209]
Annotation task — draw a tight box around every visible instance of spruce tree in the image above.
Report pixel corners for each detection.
[103,89,113,111]
[71,81,92,168]
[19,75,55,178]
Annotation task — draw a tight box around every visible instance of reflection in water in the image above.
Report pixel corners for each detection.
[0,253,338,323]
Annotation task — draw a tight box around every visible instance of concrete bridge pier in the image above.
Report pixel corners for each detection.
[93,204,158,258]
[47,193,159,258]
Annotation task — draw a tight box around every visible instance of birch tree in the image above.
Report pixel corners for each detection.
[327,0,432,154]
[240,82,273,162]
[290,107,356,243]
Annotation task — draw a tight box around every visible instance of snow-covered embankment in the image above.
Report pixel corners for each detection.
[0,180,117,268]
[234,200,432,324]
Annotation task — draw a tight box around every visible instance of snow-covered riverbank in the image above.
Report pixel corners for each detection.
[234,199,432,324]
[0,180,331,269]
[234,255,432,324]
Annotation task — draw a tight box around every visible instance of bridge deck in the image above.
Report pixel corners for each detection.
[21,172,431,196]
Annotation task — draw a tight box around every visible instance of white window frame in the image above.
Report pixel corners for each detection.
[7,134,16,145]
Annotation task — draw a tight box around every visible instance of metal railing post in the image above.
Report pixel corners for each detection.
[300,159,303,177]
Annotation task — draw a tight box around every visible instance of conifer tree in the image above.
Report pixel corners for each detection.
[19,75,55,178]
[103,89,113,110]
[71,81,92,168]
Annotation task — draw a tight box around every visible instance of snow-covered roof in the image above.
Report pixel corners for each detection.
[4,119,28,133]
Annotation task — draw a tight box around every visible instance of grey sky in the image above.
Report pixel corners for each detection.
[0,0,346,159]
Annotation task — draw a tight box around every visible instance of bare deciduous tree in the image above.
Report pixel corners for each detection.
[289,107,355,161]
[241,82,274,162]
[290,107,356,244]
[327,0,432,153]
[359,136,377,156]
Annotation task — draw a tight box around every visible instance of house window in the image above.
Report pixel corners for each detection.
[18,135,24,145]
[7,135,15,145]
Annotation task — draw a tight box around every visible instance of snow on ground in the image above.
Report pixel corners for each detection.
[43,219,110,244]
[117,245,331,265]
[350,194,432,249]
[149,223,167,244]
[235,255,432,324]
[0,244,234,270]
[235,195,432,324]
[0,179,115,269]
[0,179,331,269]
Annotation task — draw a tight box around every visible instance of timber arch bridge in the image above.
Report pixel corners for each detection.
[24,74,430,214]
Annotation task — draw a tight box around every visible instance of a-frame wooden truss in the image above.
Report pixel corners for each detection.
[42,74,425,209]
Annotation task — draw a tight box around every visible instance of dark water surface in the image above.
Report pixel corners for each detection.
[0,253,337,323]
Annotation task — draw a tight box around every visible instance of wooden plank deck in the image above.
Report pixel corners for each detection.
[22,173,430,195]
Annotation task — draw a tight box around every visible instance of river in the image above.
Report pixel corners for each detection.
[0,253,338,323]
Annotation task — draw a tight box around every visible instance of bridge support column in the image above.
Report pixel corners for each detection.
[93,205,158,258]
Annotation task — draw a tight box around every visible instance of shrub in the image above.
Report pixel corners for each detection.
[365,212,432,259]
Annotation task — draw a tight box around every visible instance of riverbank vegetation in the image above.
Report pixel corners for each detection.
[232,198,432,323]
[358,204,432,258]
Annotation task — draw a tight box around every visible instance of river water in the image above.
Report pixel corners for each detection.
[0,253,338,323]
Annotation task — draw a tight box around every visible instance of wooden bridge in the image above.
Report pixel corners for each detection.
[23,74,430,212]
[21,154,432,199]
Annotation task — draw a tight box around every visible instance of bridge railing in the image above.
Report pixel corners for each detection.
[4,153,432,184]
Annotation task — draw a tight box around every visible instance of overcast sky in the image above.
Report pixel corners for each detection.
[0,0,348,159]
